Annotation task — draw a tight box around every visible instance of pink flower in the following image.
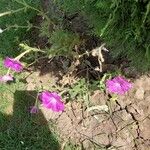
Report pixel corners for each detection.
[106,76,132,95]
[30,106,38,114]
[0,74,14,82]
[4,57,23,72]
[39,91,64,112]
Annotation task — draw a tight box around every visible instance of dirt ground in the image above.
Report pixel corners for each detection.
[25,60,150,150]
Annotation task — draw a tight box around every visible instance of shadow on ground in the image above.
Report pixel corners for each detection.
[0,90,60,150]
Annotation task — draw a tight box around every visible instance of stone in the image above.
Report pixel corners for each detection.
[91,90,106,106]
[141,76,150,91]
[134,76,150,91]
[145,95,150,101]
[139,118,150,140]
[82,139,94,150]
[134,87,145,100]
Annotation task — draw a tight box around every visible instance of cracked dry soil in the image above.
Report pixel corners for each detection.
[26,69,150,150]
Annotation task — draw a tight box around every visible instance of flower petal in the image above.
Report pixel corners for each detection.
[4,57,23,72]
[30,106,38,114]
[0,74,14,82]
[106,76,132,95]
[39,91,64,112]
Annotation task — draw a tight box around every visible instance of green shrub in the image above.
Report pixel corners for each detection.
[39,10,81,58]
[55,0,150,71]
[46,29,80,57]
[0,0,40,57]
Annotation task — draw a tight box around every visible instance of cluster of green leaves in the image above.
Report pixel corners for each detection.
[0,0,40,57]
[55,0,150,71]
[68,76,108,102]
[41,27,80,57]
[40,21,81,58]
[68,78,88,101]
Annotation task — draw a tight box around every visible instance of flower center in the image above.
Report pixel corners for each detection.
[49,97,57,104]
[115,82,121,87]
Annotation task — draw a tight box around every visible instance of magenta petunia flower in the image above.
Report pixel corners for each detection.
[0,74,14,82]
[4,57,23,72]
[39,91,64,112]
[30,106,39,114]
[106,76,132,95]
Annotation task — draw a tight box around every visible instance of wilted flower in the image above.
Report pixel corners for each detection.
[39,91,64,112]
[106,76,132,95]
[30,106,38,114]
[4,57,23,72]
[0,74,13,82]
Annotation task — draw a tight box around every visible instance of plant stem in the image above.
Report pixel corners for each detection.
[14,44,45,60]
[14,0,54,26]
[0,7,26,17]
[34,91,39,107]
[15,49,33,60]
[6,68,11,75]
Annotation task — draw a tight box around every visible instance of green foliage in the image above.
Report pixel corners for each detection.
[68,78,88,101]
[0,0,40,57]
[55,0,150,71]
[40,14,81,57]
[68,76,107,102]
[39,0,82,58]
[47,29,80,57]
